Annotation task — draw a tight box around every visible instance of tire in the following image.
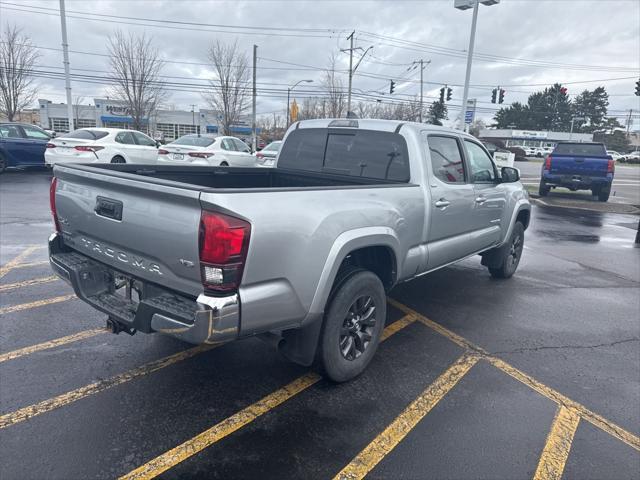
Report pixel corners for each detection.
[489,221,525,279]
[538,181,550,197]
[111,156,126,164]
[317,270,386,383]
[0,154,6,174]
[219,161,229,166]
[598,187,610,202]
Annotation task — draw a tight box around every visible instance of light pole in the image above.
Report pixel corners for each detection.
[287,79,313,126]
[455,0,500,131]
[569,116,585,140]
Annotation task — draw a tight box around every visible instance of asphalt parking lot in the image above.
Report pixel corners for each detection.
[1,170,639,480]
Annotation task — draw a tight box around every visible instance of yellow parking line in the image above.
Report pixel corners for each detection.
[533,406,581,480]
[0,328,107,363]
[0,246,42,278]
[0,294,76,315]
[119,313,418,480]
[0,344,215,429]
[0,275,59,292]
[388,298,640,453]
[334,354,479,480]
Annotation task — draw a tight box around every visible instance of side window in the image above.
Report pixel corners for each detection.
[233,138,250,153]
[133,132,156,147]
[115,131,135,145]
[464,140,497,183]
[0,125,22,138]
[22,125,50,140]
[426,135,466,184]
[221,138,236,151]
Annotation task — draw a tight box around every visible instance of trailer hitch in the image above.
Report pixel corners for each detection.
[106,317,137,336]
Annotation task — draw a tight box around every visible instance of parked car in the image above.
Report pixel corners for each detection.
[606,150,623,161]
[0,122,52,173]
[48,119,530,382]
[539,142,614,202]
[622,151,640,164]
[45,128,159,166]
[157,134,257,167]
[255,140,282,167]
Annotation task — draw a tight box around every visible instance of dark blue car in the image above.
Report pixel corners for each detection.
[539,142,614,202]
[0,122,52,173]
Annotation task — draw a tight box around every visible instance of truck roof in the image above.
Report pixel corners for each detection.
[295,118,475,138]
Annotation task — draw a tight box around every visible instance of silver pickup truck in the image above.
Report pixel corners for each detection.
[49,119,531,382]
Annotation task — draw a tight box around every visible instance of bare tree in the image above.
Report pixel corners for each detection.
[322,54,345,118]
[0,25,39,121]
[108,31,166,132]
[203,40,250,135]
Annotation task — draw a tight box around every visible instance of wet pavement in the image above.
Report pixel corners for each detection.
[1,170,639,480]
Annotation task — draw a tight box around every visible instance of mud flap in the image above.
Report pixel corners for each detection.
[279,314,324,367]
[481,242,510,269]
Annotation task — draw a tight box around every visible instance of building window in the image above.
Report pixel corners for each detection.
[76,118,96,128]
[176,124,199,137]
[50,118,70,133]
[156,123,176,140]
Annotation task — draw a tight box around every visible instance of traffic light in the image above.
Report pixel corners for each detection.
[491,88,497,103]
[389,80,395,94]
[635,78,640,96]
[439,87,445,103]
[446,87,452,101]
[499,88,505,104]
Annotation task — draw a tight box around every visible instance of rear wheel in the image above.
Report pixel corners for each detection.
[538,181,550,197]
[219,161,229,166]
[489,221,525,279]
[111,156,126,164]
[317,270,386,382]
[597,187,610,202]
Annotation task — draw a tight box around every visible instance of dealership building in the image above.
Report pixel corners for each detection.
[479,129,593,149]
[37,98,259,141]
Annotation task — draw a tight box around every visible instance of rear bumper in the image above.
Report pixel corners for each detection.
[542,173,612,190]
[48,232,239,345]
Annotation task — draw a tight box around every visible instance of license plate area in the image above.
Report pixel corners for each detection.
[173,153,184,160]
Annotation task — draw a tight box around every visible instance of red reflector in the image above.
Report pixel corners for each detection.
[46,143,56,149]
[188,152,214,158]
[199,211,250,292]
[544,155,552,170]
[50,177,60,233]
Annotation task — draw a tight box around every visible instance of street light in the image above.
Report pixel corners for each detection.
[569,116,586,140]
[287,79,313,126]
[455,0,500,131]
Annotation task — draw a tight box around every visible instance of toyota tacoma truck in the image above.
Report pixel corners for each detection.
[539,142,614,202]
[48,119,531,382]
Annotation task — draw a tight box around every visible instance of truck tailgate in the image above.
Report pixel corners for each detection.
[550,155,609,177]
[54,165,203,296]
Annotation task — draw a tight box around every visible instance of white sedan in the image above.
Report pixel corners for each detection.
[157,134,257,167]
[45,128,159,166]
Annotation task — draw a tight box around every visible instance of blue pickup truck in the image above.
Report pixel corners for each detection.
[0,122,52,173]
[539,142,614,202]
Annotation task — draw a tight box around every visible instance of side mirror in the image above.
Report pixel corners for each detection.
[501,166,520,183]
[156,140,162,148]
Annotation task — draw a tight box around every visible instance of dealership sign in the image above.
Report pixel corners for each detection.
[105,105,132,116]
[512,130,548,139]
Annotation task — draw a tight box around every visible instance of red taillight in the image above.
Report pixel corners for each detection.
[544,155,552,171]
[188,152,214,158]
[74,145,104,152]
[158,149,169,155]
[46,143,56,149]
[607,159,615,173]
[199,211,251,292]
[50,177,60,233]
[256,152,264,159]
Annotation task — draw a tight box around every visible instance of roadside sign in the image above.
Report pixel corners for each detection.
[464,98,477,124]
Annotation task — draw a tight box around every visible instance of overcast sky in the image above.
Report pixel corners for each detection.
[1,0,639,128]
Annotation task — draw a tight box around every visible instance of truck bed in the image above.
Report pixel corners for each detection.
[68,164,404,191]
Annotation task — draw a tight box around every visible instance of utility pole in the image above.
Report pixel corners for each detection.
[59,0,74,132]
[626,109,633,137]
[415,59,430,122]
[346,31,354,116]
[252,44,257,152]
[459,0,479,132]
[190,104,197,132]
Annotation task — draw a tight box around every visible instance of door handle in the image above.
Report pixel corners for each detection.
[434,199,450,208]
[475,196,486,204]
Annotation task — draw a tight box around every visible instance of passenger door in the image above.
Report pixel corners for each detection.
[0,124,31,166]
[463,139,506,249]
[231,138,255,166]
[114,131,139,162]
[423,134,477,270]
[131,132,159,164]
[19,125,51,165]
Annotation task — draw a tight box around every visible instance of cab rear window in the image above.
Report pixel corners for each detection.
[553,143,607,156]
[278,128,410,182]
